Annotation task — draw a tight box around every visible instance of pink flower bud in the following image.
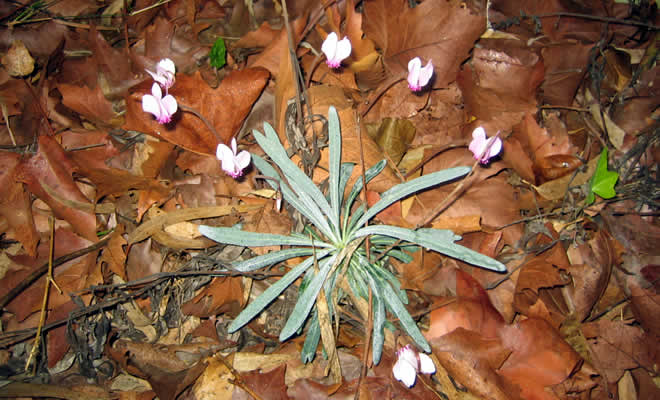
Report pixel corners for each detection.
[407,57,434,92]
[321,32,352,69]
[216,138,251,179]
[146,58,176,91]
[142,83,177,124]
[468,127,502,164]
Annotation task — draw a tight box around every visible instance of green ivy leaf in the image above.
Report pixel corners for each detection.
[209,38,226,69]
[587,148,618,205]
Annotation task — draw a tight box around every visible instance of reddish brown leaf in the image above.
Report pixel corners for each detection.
[457,43,543,126]
[431,328,515,400]
[123,69,269,155]
[541,43,593,107]
[2,228,98,321]
[58,83,119,126]
[236,364,288,400]
[498,318,582,399]
[511,113,581,183]
[106,340,209,400]
[249,17,306,77]
[181,276,244,318]
[99,225,128,281]
[17,135,97,242]
[582,319,657,383]
[363,0,484,88]
[427,269,505,339]
[0,151,38,256]
[565,229,616,322]
[629,281,660,338]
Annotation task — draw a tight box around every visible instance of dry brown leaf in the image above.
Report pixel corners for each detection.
[565,229,616,321]
[427,269,505,340]
[124,69,268,154]
[582,319,657,383]
[498,318,583,400]
[235,364,288,400]
[431,328,515,400]
[58,83,120,127]
[363,0,484,88]
[0,151,38,256]
[3,228,98,321]
[107,340,209,400]
[17,135,97,242]
[181,276,244,318]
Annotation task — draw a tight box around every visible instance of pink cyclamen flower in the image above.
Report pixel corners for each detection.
[407,57,434,92]
[392,345,436,388]
[142,83,177,124]
[216,138,251,179]
[321,32,352,69]
[146,58,176,91]
[469,127,502,164]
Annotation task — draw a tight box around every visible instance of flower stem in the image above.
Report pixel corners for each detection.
[178,103,222,143]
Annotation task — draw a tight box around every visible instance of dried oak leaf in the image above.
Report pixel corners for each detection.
[123,68,269,155]
[2,228,98,321]
[363,0,484,88]
[234,364,288,400]
[498,318,583,400]
[57,82,120,127]
[581,319,658,383]
[181,276,244,318]
[0,151,38,256]
[427,269,505,340]
[17,135,97,242]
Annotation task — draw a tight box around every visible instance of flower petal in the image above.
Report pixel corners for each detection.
[334,37,352,62]
[418,60,434,87]
[161,95,178,116]
[142,94,161,119]
[392,358,417,387]
[235,150,251,170]
[487,137,503,158]
[150,82,162,98]
[407,57,421,89]
[321,32,339,60]
[216,143,233,162]
[418,353,436,374]
[230,137,238,154]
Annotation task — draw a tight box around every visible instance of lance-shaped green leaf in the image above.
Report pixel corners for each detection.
[351,167,470,231]
[228,250,331,332]
[198,225,332,249]
[254,123,337,233]
[252,154,335,239]
[353,225,506,272]
[343,160,387,227]
[301,311,321,363]
[380,280,430,353]
[328,106,342,228]
[279,252,338,341]
[233,248,317,272]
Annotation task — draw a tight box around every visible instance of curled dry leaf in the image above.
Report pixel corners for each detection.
[17,135,97,242]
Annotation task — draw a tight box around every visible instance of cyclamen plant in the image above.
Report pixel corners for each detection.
[198,107,506,364]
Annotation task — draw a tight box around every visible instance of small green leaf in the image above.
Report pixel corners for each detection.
[587,148,618,205]
[209,38,226,69]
